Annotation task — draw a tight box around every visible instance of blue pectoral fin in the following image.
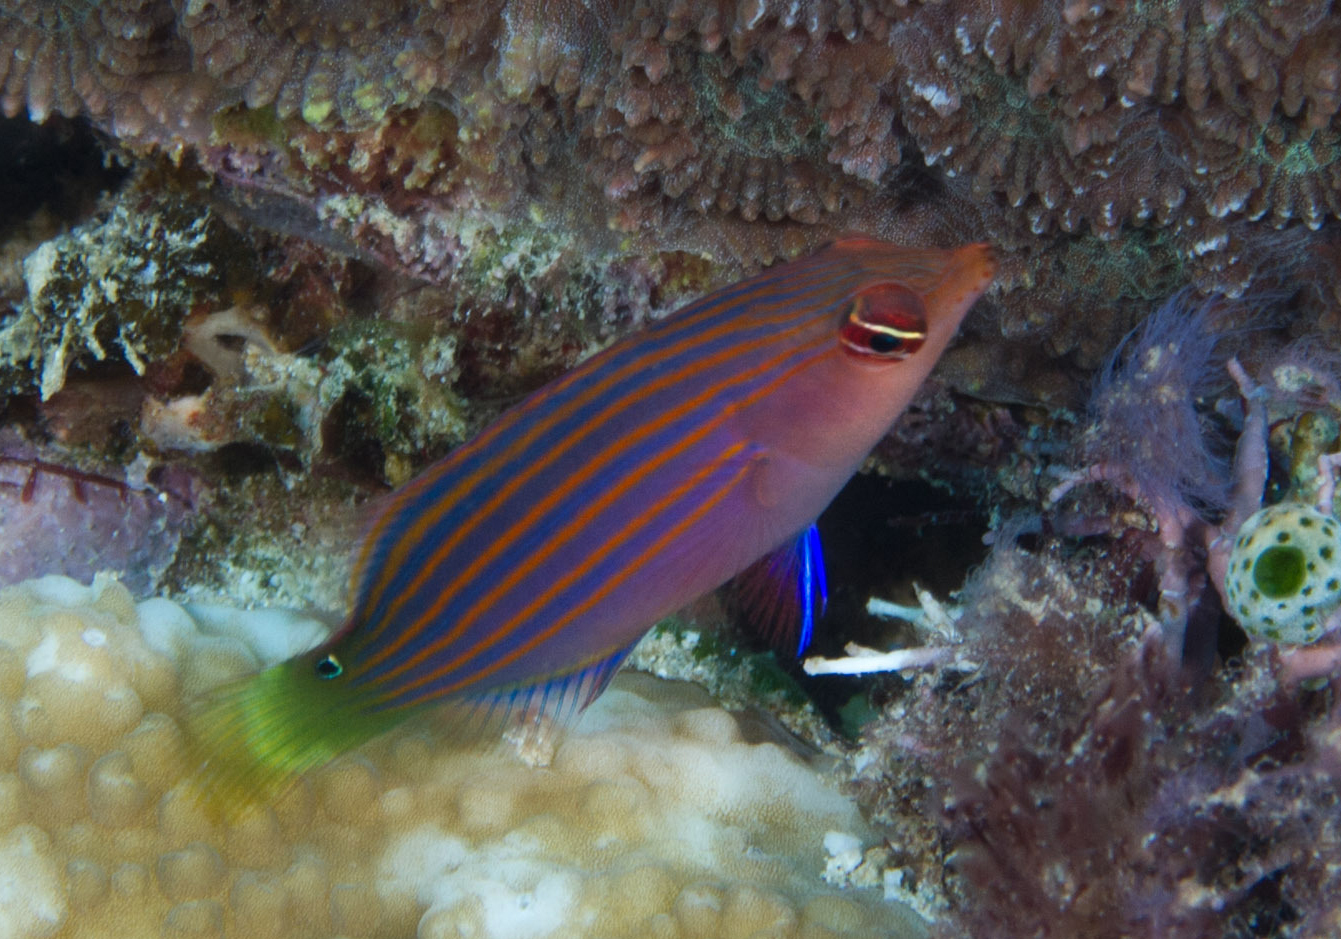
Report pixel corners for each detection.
[727,523,828,656]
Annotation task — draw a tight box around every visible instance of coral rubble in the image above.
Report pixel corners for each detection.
[1,192,251,401]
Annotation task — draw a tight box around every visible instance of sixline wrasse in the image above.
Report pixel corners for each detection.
[190,237,996,801]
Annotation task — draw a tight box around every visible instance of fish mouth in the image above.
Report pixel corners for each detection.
[946,242,999,297]
[920,242,998,339]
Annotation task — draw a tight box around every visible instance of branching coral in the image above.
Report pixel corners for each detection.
[176,0,495,131]
[9,0,1333,232]
[5,0,1335,429]
[893,0,1341,234]
[4,9,1341,937]
[6,0,1337,411]
[0,0,214,144]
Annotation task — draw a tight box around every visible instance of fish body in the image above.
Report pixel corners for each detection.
[191,237,996,799]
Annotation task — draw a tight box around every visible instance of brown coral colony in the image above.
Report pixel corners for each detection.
[4,1,1338,238]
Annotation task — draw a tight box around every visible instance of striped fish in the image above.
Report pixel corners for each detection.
[190,237,996,801]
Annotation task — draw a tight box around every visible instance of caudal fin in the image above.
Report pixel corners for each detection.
[184,659,400,814]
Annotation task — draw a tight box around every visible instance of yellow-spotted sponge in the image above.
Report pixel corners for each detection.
[1225,503,1341,644]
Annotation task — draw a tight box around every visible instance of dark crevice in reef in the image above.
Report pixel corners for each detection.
[732,471,991,738]
[0,115,129,234]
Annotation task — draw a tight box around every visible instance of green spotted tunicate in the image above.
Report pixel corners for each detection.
[1224,503,1341,644]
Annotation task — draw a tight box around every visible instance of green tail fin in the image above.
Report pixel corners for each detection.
[185,657,403,813]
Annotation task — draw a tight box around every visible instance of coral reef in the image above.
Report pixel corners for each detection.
[3,2,1339,561]
[2,4,1341,937]
[1073,292,1239,517]
[841,518,1341,937]
[1225,503,1341,644]
[0,574,916,939]
[12,0,1338,238]
[3,0,1339,405]
[821,285,1341,937]
[0,191,252,401]
[935,634,1341,939]
[141,304,468,481]
[0,444,195,597]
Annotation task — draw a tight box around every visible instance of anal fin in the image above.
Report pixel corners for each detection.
[459,642,636,764]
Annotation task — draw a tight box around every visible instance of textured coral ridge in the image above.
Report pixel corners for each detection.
[5,1,1339,236]
[5,0,1339,416]
[0,575,916,939]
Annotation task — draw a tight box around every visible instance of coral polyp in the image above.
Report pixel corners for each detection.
[3,0,1338,333]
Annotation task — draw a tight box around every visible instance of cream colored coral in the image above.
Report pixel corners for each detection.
[0,575,920,939]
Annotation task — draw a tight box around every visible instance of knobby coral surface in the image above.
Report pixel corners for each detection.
[0,574,918,939]
[3,7,1341,936]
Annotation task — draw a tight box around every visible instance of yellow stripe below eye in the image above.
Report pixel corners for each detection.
[848,311,926,341]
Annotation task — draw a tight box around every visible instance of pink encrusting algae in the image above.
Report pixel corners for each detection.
[188,237,997,803]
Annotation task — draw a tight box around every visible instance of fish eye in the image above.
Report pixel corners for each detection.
[838,285,928,361]
[315,654,343,679]
[866,331,904,355]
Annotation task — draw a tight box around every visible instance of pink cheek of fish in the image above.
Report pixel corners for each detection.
[737,242,995,483]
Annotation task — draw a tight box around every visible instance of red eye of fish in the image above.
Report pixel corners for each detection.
[838,285,928,361]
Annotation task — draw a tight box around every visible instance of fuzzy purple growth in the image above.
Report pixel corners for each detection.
[938,633,1337,939]
[1083,292,1237,517]
[0,446,196,596]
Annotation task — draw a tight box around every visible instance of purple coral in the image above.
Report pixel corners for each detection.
[0,439,197,596]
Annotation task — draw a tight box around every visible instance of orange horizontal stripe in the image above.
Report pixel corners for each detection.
[378,339,837,705]
[384,445,759,708]
[357,266,849,623]
[356,312,830,673]
[394,441,750,699]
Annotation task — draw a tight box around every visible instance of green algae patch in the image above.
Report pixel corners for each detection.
[1252,544,1308,599]
[0,194,254,400]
